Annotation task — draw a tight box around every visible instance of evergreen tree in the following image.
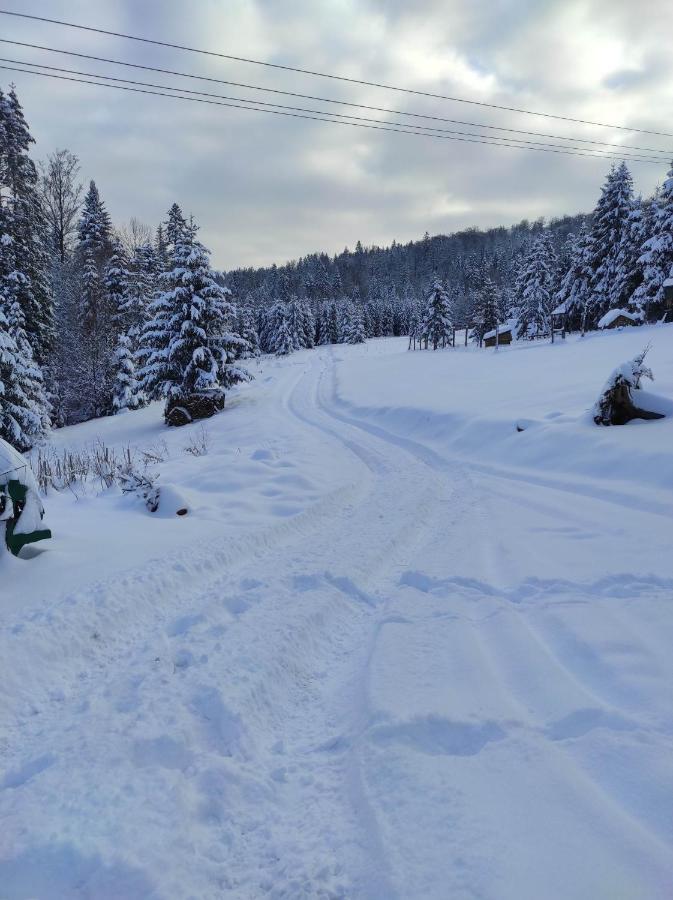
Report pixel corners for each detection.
[236,301,261,358]
[164,203,188,254]
[105,239,130,330]
[585,162,634,327]
[340,300,366,344]
[77,245,113,417]
[0,86,54,366]
[273,306,295,356]
[138,218,249,403]
[630,165,673,319]
[0,265,48,449]
[154,224,169,272]
[515,234,558,339]
[105,240,142,413]
[124,242,156,339]
[111,332,141,413]
[77,180,112,253]
[554,226,593,332]
[296,298,315,348]
[472,277,500,342]
[420,280,453,350]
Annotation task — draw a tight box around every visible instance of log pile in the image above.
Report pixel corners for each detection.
[164,391,225,427]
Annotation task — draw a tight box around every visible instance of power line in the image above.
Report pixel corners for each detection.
[2,38,671,157]
[1,8,672,139]
[3,56,664,163]
[1,62,664,166]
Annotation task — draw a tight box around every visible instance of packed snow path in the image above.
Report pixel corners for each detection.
[3,340,673,899]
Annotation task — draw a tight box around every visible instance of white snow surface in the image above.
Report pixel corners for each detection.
[3,327,673,899]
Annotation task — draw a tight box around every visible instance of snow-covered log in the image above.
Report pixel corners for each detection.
[593,347,665,426]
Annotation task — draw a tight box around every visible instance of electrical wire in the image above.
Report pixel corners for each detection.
[1,38,670,156]
[1,56,664,163]
[1,8,671,138]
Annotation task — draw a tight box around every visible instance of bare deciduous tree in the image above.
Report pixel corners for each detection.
[117,217,153,256]
[39,149,84,264]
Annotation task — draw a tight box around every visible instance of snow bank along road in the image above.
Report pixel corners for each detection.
[3,337,673,899]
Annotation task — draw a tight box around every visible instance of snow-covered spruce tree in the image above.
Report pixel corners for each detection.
[340,300,366,344]
[104,239,129,329]
[111,332,140,414]
[124,242,156,340]
[69,180,114,420]
[314,301,327,346]
[154,223,169,272]
[77,180,112,253]
[584,162,635,328]
[164,202,188,255]
[0,259,48,449]
[297,298,315,348]
[615,197,647,315]
[77,246,113,418]
[105,240,141,413]
[316,300,339,346]
[472,277,500,343]
[273,309,295,356]
[236,301,261,358]
[0,86,55,368]
[554,226,593,333]
[630,164,673,320]
[515,234,558,339]
[421,280,453,350]
[138,217,250,421]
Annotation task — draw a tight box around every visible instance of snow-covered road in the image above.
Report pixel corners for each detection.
[3,340,673,899]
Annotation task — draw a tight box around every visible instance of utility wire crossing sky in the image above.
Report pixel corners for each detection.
[2,1,672,268]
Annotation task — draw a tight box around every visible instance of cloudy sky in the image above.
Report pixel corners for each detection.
[3,0,673,269]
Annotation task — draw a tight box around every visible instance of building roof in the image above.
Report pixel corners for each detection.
[551,302,567,316]
[597,308,638,328]
[483,325,513,340]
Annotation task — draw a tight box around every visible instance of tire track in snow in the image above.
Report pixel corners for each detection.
[314,348,673,898]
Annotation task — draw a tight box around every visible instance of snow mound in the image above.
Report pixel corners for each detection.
[153,483,191,517]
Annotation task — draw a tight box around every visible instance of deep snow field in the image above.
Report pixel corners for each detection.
[2,325,673,899]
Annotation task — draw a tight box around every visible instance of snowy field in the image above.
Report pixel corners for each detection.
[2,326,673,899]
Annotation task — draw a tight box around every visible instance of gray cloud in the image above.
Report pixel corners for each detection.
[5,0,672,268]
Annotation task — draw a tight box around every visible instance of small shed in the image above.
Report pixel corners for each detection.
[483,325,513,347]
[551,302,567,327]
[597,309,639,330]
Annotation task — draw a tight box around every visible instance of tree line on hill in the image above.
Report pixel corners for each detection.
[1,81,672,450]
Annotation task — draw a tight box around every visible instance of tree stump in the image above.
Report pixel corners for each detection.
[164,391,225,427]
[594,380,664,426]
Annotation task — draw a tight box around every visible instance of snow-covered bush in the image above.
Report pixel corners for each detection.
[592,346,663,426]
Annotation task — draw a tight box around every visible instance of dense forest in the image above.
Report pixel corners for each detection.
[1,81,672,450]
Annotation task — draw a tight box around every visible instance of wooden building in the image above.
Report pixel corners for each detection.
[597,309,638,330]
[483,325,513,347]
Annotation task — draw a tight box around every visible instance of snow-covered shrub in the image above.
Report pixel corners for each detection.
[592,345,663,426]
[183,425,210,457]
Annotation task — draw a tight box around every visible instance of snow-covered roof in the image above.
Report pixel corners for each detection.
[0,438,33,487]
[483,325,512,340]
[551,302,567,316]
[663,277,673,289]
[597,308,638,328]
